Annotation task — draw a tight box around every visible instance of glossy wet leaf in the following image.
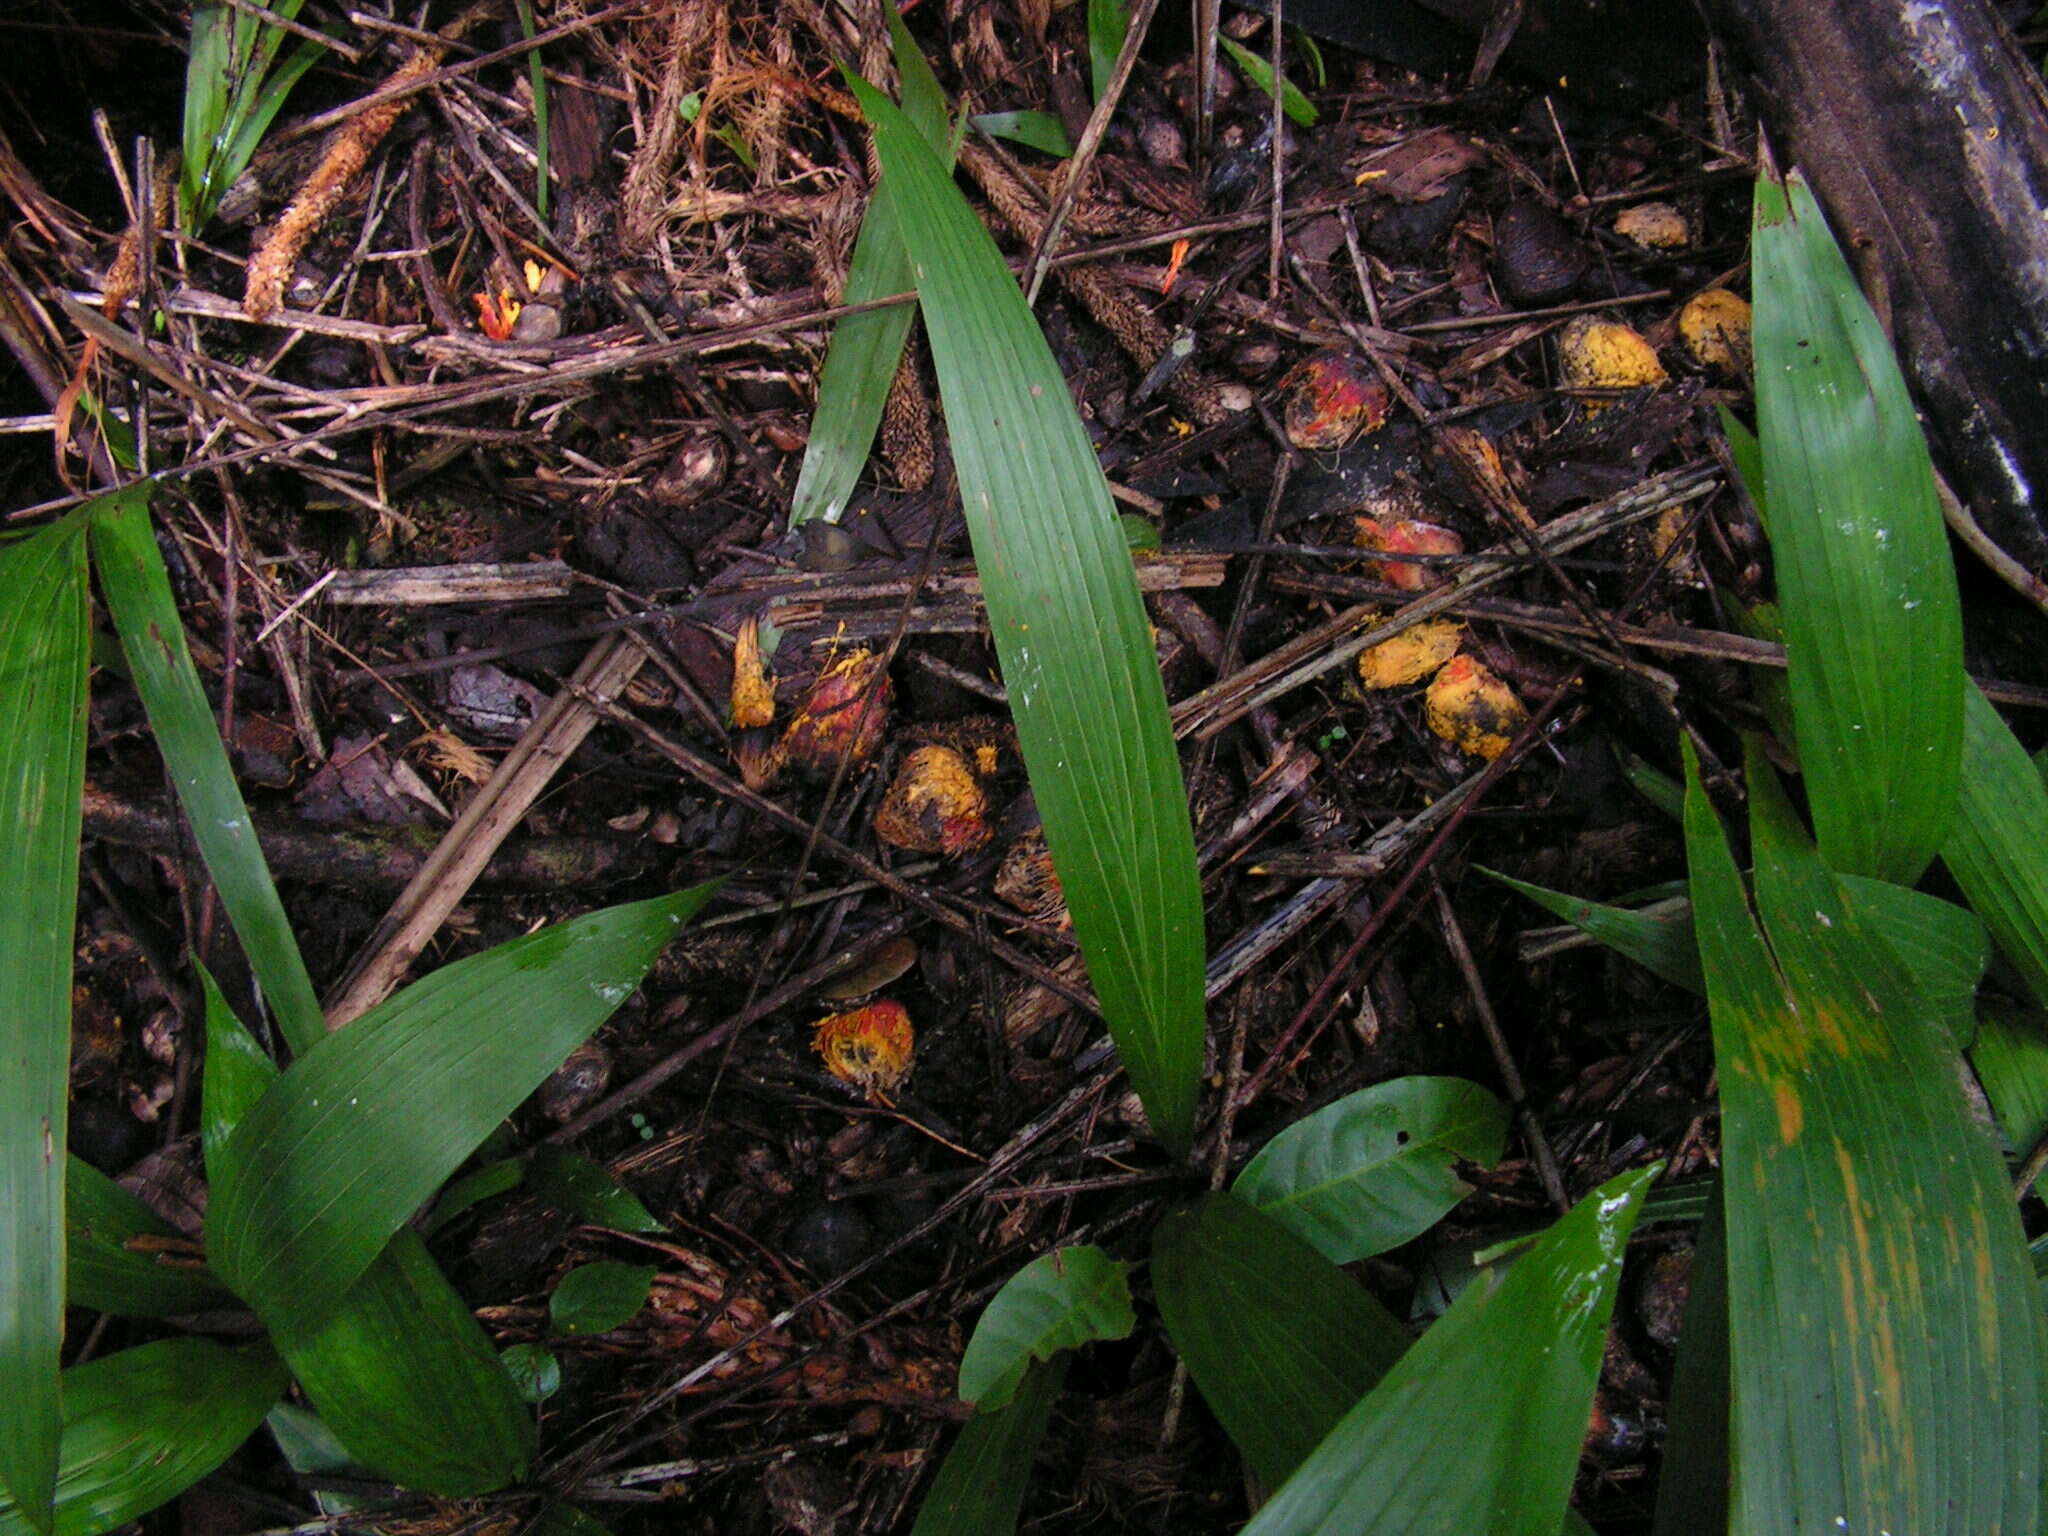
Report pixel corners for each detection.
[0,508,91,1529]
[787,10,950,528]
[1684,739,2040,1528]
[852,73,1208,1156]
[1151,1193,1410,1487]
[1240,1165,1656,1536]
[208,885,714,1339]
[910,1356,1066,1536]
[550,1262,657,1336]
[1218,35,1318,127]
[65,1157,235,1318]
[1232,1076,1509,1263]
[0,1339,285,1536]
[1751,165,1960,883]
[957,1247,1134,1411]
[500,1344,562,1405]
[90,488,325,1054]
[1945,680,2048,1009]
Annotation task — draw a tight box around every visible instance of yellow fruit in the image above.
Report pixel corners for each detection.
[1425,655,1528,760]
[1557,315,1667,412]
[874,745,992,857]
[1678,289,1753,379]
[1614,202,1690,251]
[1358,619,1464,690]
[780,649,891,779]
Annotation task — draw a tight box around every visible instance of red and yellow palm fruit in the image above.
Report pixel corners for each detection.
[1425,655,1528,760]
[813,1000,915,1097]
[1283,349,1391,450]
[874,746,993,857]
[781,648,892,779]
[1355,516,1465,592]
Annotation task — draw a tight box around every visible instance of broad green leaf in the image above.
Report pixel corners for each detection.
[787,9,951,528]
[1650,1181,1730,1536]
[208,885,712,1339]
[266,1402,382,1518]
[282,1230,533,1494]
[911,1356,1066,1536]
[1087,0,1129,102]
[1972,1005,2048,1150]
[65,1157,235,1318]
[0,1339,286,1536]
[1241,1165,1656,1536]
[1232,1077,1509,1263]
[197,956,534,1492]
[1945,681,2048,1009]
[0,509,90,1530]
[851,74,1208,1156]
[971,111,1072,158]
[90,490,324,1054]
[1151,1193,1410,1487]
[1685,739,2040,1529]
[1751,166,1960,883]
[1484,869,1704,993]
[1836,876,1986,1049]
[1615,747,1684,821]
[528,1146,663,1233]
[957,1247,1134,1412]
[1218,35,1318,127]
[550,1262,657,1336]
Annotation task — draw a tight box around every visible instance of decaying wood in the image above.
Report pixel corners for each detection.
[1702,0,2048,573]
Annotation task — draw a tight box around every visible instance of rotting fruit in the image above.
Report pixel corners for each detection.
[781,648,892,779]
[874,745,993,857]
[1678,289,1753,380]
[1358,618,1464,690]
[1557,315,1667,413]
[1426,655,1529,760]
[1282,349,1390,451]
[1355,516,1464,593]
[813,1000,915,1098]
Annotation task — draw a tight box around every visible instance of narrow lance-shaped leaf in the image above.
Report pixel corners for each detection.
[1685,739,2039,1529]
[1751,164,1960,882]
[208,886,715,1340]
[0,508,92,1531]
[201,962,533,1492]
[0,1339,287,1536]
[1232,1076,1508,1263]
[66,1156,237,1318]
[1240,1165,1658,1536]
[1483,868,1704,994]
[1151,1193,1410,1488]
[850,73,1208,1156]
[90,490,325,1054]
[1944,680,2048,1009]
[957,1247,1133,1412]
[787,11,952,528]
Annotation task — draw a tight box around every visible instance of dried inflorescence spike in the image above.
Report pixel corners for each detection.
[1358,618,1464,690]
[1678,289,1754,380]
[1425,655,1529,760]
[874,745,992,857]
[1354,516,1465,593]
[781,649,892,779]
[1614,202,1691,251]
[1558,315,1668,413]
[1282,349,1392,450]
[812,1000,915,1097]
